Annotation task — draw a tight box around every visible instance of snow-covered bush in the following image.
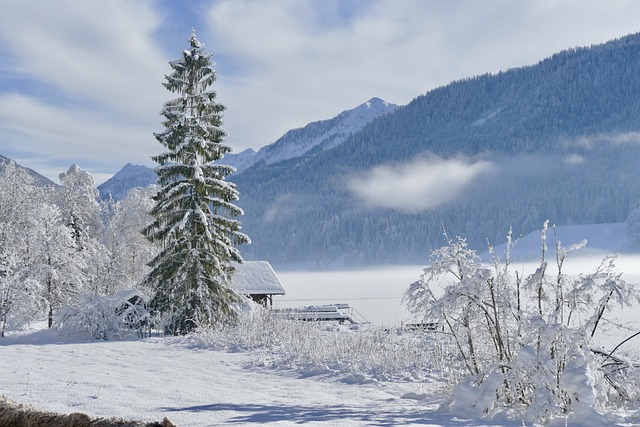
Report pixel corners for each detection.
[405,222,640,424]
[191,306,461,387]
[55,292,150,340]
[117,296,151,338]
[56,293,121,340]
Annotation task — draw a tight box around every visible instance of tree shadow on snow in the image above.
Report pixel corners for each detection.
[159,402,513,426]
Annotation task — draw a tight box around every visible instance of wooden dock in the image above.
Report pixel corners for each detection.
[273,303,369,324]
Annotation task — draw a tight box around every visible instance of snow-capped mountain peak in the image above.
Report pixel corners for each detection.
[362,97,392,110]
[223,97,399,174]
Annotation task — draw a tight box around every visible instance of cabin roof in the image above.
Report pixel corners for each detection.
[230,261,286,296]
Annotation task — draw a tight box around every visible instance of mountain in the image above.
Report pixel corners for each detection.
[0,154,56,187]
[43,33,640,267]
[233,32,640,267]
[223,97,398,174]
[98,97,398,201]
[97,163,157,201]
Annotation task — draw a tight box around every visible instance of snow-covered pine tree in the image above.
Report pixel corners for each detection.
[143,30,250,335]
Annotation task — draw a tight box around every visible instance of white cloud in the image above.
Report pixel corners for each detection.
[0,0,170,183]
[2,0,640,182]
[0,94,156,183]
[563,131,640,149]
[203,0,640,152]
[0,0,166,119]
[347,156,494,212]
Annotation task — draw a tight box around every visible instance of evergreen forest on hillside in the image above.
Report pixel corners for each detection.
[234,33,640,266]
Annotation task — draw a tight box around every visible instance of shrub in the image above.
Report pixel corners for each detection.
[191,306,462,387]
[55,292,150,340]
[405,222,640,424]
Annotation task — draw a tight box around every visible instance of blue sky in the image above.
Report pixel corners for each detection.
[1,0,640,185]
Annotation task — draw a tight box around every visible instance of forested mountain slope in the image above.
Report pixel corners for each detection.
[234,33,640,266]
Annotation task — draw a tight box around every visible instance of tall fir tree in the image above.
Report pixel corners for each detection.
[143,30,250,335]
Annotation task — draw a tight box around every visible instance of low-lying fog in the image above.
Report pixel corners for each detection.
[276,253,640,353]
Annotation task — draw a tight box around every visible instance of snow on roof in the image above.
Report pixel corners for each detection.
[230,261,286,295]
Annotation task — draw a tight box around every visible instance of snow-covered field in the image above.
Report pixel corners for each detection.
[0,321,511,427]
[276,223,636,328]
[0,330,404,426]
[3,226,640,426]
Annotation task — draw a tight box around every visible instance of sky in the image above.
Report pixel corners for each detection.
[1,1,640,185]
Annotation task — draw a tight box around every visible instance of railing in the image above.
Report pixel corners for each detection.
[273,303,369,325]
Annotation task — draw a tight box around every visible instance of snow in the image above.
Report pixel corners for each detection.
[111,163,153,180]
[0,324,511,427]
[3,223,640,425]
[2,307,638,426]
[275,266,419,325]
[472,108,503,126]
[223,148,257,173]
[221,97,398,174]
[97,163,157,201]
[230,261,285,295]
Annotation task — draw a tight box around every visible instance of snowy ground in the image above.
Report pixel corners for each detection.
[2,224,640,426]
[1,323,519,427]
[276,265,421,325]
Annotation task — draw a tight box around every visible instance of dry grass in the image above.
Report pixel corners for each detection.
[0,396,175,427]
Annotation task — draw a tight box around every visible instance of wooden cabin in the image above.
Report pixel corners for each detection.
[229,261,286,306]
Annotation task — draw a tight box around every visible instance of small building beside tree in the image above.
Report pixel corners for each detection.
[229,261,285,307]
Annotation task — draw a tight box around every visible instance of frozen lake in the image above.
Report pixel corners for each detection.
[275,265,424,326]
[274,254,640,351]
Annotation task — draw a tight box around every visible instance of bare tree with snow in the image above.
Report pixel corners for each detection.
[102,186,158,295]
[0,162,46,335]
[405,223,640,424]
[57,165,107,296]
[0,162,84,331]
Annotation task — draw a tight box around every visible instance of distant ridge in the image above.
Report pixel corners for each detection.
[97,163,156,201]
[233,32,640,266]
